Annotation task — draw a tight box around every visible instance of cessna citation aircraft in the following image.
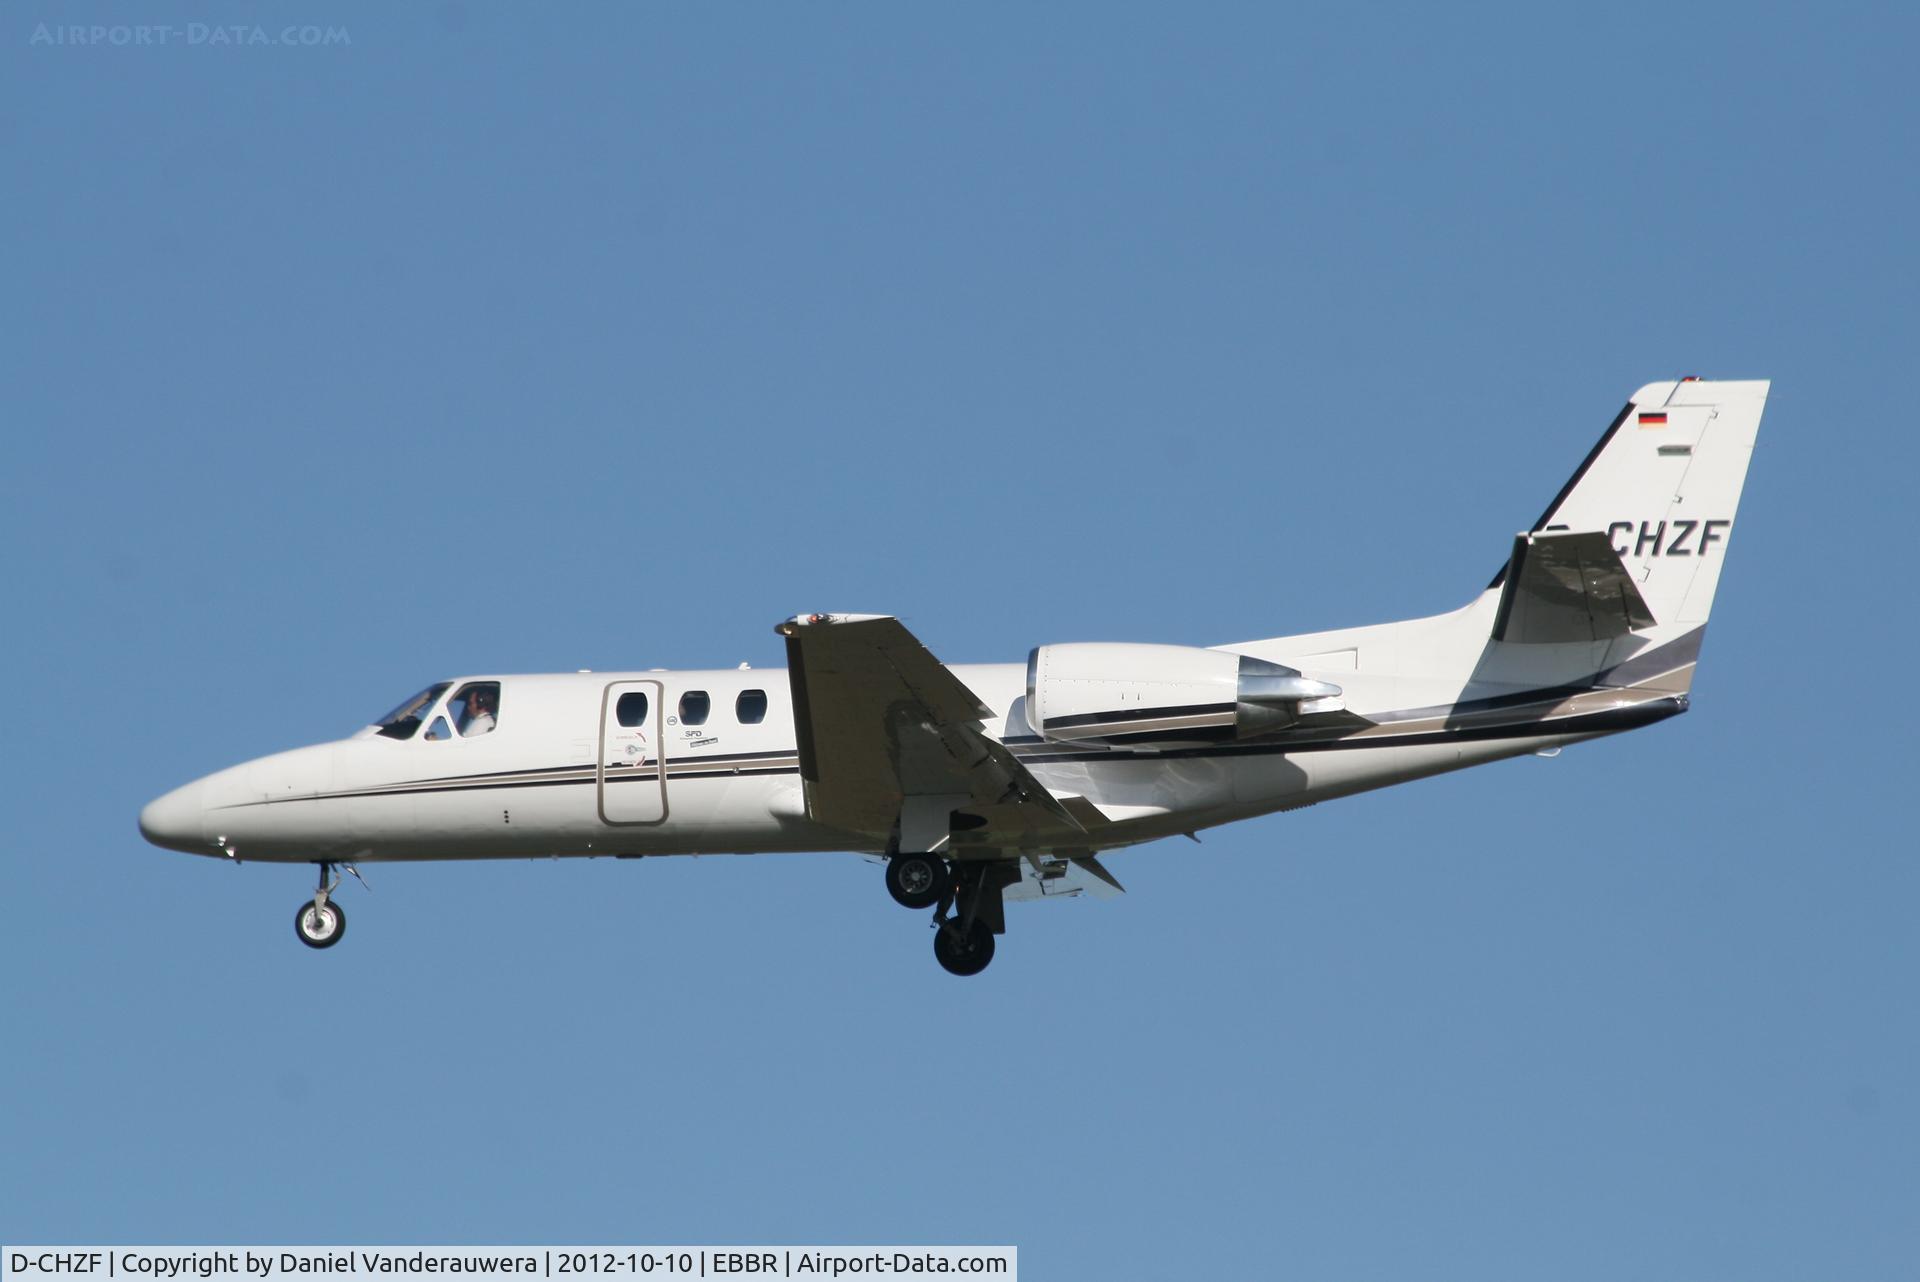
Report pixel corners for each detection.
[141,378,1766,975]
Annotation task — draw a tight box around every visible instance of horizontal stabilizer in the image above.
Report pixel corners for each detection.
[1492,530,1656,644]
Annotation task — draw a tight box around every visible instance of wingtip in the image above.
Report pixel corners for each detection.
[777,612,896,635]
[1070,855,1126,894]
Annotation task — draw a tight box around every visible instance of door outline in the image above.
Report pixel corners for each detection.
[597,680,667,825]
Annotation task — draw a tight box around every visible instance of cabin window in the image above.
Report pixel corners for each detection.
[679,690,710,726]
[449,681,501,737]
[736,689,768,724]
[374,683,452,740]
[616,691,650,728]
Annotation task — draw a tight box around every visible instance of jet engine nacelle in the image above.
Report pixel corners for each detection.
[1024,643,1344,746]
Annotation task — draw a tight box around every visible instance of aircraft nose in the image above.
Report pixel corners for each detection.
[139,779,207,853]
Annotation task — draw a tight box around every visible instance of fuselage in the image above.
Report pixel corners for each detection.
[137,597,1683,868]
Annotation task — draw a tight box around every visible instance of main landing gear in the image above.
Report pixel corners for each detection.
[294,861,365,950]
[884,851,952,909]
[933,915,995,976]
[884,853,1015,977]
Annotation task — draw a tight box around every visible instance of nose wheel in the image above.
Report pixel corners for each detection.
[295,897,346,948]
[294,862,349,949]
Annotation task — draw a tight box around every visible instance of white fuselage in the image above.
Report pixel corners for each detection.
[138,592,1636,868]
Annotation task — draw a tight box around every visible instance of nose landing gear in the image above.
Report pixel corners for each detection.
[294,862,347,949]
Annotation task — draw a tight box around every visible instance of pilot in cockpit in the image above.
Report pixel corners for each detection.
[456,684,498,737]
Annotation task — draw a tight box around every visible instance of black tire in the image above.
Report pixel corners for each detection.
[932,918,995,976]
[295,898,347,949]
[885,853,951,910]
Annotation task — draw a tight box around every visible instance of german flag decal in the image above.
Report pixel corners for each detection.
[1637,411,1668,428]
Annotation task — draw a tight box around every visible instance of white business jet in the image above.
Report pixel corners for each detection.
[140,378,1767,974]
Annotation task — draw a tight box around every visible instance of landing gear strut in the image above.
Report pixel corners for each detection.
[885,852,952,910]
[295,862,346,949]
[929,859,1016,977]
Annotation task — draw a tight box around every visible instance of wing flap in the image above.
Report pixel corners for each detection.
[1003,852,1127,902]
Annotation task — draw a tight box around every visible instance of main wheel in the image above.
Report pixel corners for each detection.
[886,853,952,910]
[933,918,995,976]
[295,898,347,949]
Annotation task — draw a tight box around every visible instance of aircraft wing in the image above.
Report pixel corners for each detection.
[775,613,1085,842]
[1491,530,1657,644]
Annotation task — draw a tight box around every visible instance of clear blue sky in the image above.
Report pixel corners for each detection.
[4,4,1915,1277]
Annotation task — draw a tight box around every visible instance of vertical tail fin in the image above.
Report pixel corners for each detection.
[1499,378,1768,631]
[1479,378,1767,698]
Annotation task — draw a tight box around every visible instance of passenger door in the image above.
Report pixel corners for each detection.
[598,680,666,824]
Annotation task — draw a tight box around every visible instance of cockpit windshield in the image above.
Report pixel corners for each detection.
[374,683,452,740]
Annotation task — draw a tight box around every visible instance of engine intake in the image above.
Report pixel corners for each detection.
[1024,643,1343,746]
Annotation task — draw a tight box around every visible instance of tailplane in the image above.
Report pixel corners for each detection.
[1230,378,1766,705]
